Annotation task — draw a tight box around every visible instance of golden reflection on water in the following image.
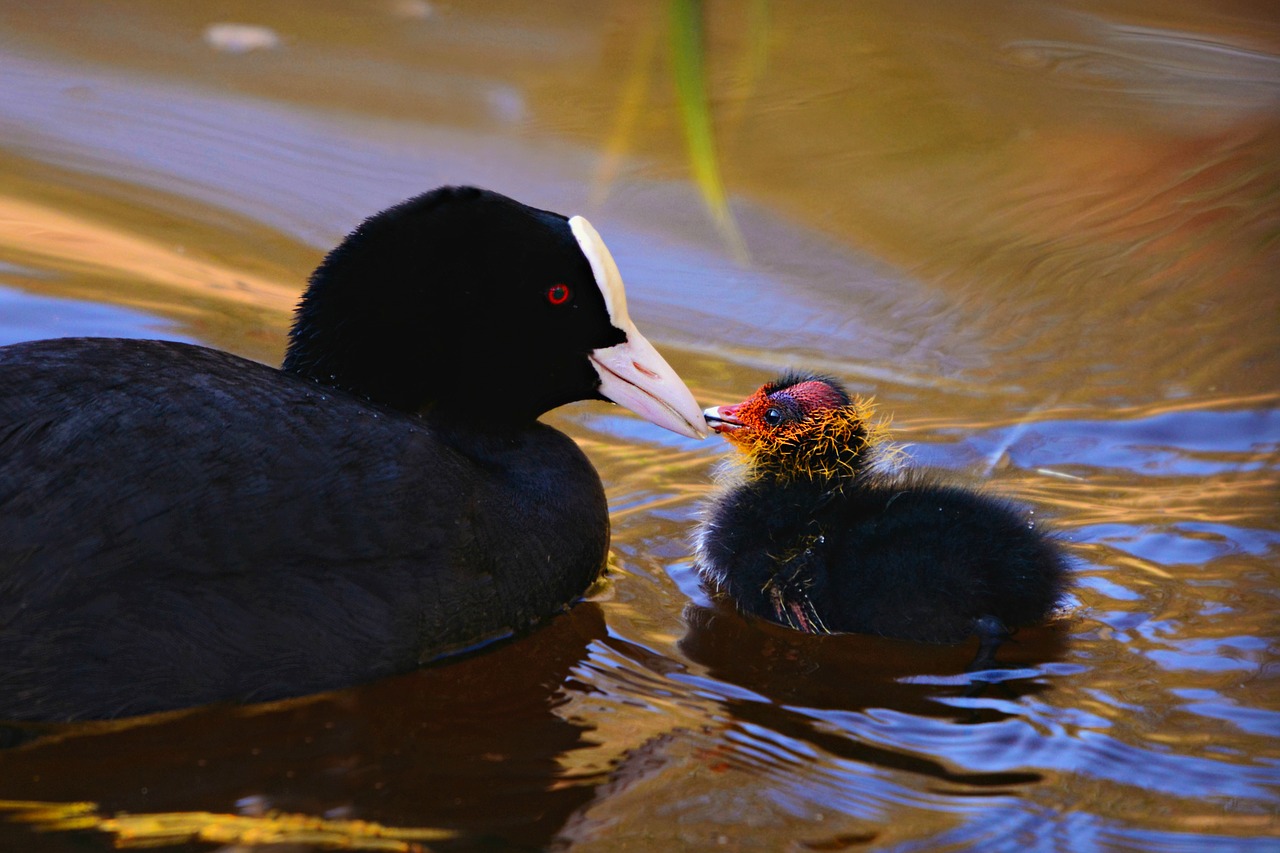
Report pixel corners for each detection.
[0,0,1277,850]
[0,195,295,313]
[0,799,452,851]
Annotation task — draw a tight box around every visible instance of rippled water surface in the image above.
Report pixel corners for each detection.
[1,1,1277,850]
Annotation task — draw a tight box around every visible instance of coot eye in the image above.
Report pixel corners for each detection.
[763,407,784,426]
[547,283,572,305]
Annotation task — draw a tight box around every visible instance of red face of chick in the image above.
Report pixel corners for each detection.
[704,379,848,443]
[704,375,876,482]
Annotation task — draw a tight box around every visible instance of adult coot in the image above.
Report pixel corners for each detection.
[695,373,1068,663]
[0,186,707,721]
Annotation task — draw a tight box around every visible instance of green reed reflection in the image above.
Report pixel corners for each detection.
[669,0,749,261]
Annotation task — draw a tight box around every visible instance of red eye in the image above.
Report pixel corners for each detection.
[546,283,571,305]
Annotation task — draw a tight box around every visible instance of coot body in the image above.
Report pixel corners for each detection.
[696,374,1068,651]
[0,186,706,721]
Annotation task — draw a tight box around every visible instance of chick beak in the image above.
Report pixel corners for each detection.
[704,404,744,434]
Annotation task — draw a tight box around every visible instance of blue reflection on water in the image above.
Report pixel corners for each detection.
[806,706,1279,801]
[914,408,1279,475]
[1172,690,1280,738]
[0,284,192,347]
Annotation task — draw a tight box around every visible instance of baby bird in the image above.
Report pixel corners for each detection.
[695,373,1068,664]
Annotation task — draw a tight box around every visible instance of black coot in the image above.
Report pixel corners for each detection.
[0,186,706,721]
[695,373,1068,662]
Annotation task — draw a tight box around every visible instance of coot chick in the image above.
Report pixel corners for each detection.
[695,373,1068,662]
[0,186,707,721]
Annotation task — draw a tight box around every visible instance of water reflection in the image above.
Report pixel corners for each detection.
[0,606,609,850]
[1002,12,1280,119]
[0,285,192,347]
[680,602,1066,722]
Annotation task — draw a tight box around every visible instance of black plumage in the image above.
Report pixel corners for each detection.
[696,373,1068,658]
[0,186,705,721]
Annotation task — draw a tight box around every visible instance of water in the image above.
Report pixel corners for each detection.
[1,1,1277,849]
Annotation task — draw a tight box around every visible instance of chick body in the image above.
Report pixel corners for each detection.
[697,374,1068,647]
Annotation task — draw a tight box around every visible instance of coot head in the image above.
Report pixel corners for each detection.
[284,185,706,436]
[702,372,883,485]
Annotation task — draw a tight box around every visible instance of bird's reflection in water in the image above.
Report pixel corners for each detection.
[682,601,1068,717]
[0,604,609,851]
[680,601,1069,787]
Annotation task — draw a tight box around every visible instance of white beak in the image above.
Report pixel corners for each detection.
[571,215,707,440]
[590,330,707,440]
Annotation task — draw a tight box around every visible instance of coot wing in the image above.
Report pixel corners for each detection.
[0,338,606,719]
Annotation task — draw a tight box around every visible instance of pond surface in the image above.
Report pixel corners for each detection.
[1,1,1277,849]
